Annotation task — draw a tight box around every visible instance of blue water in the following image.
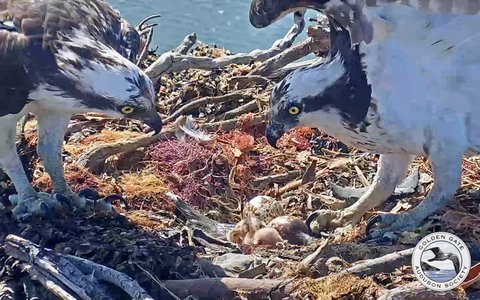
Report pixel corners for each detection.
[425,270,457,283]
[109,0,317,53]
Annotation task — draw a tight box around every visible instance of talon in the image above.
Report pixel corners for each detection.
[365,214,382,236]
[78,188,100,200]
[305,211,321,237]
[54,194,74,210]
[40,202,55,219]
[305,209,342,236]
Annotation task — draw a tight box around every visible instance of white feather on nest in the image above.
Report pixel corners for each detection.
[173,115,212,141]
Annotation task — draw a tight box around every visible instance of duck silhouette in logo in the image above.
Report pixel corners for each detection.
[425,246,460,275]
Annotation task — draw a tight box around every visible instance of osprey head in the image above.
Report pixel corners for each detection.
[249,0,330,28]
[266,27,371,148]
[28,30,162,134]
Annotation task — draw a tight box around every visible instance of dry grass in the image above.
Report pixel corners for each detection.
[119,169,167,201]
[295,274,379,300]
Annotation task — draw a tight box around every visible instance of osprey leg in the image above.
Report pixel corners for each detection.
[0,115,59,218]
[366,151,463,239]
[0,116,37,199]
[307,154,413,234]
[36,113,85,208]
[36,112,118,212]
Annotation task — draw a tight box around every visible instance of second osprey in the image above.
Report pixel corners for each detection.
[250,0,480,240]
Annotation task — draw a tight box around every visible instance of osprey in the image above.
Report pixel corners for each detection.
[250,0,480,239]
[0,0,162,218]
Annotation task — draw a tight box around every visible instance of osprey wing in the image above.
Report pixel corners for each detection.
[0,0,126,52]
[0,0,136,116]
[0,0,46,116]
[249,0,480,43]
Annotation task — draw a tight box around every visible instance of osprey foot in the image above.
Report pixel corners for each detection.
[363,212,416,241]
[10,192,69,220]
[78,188,129,212]
[305,209,358,236]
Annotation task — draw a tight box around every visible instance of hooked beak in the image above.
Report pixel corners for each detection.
[266,122,286,149]
[142,110,163,135]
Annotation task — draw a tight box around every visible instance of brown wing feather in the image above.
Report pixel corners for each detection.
[0,0,126,116]
[0,0,124,50]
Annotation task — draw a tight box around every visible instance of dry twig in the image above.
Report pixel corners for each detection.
[165,89,255,123]
[213,99,258,121]
[297,238,331,272]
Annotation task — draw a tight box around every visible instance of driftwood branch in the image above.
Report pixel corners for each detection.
[64,255,154,300]
[275,167,330,196]
[4,235,153,300]
[144,11,305,83]
[297,238,331,272]
[341,247,414,277]
[251,170,301,188]
[137,27,154,66]
[250,27,330,76]
[5,235,105,300]
[136,14,161,31]
[22,264,79,300]
[159,267,462,300]
[134,14,161,66]
[267,58,317,80]
[378,282,466,300]
[162,278,293,300]
[228,75,271,90]
[174,32,197,54]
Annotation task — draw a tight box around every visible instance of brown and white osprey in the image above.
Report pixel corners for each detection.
[0,0,162,219]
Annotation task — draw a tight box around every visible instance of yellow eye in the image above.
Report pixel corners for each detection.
[288,106,300,115]
[121,106,134,114]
